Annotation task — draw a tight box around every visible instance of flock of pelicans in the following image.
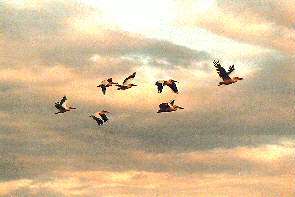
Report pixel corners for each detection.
[54,60,243,126]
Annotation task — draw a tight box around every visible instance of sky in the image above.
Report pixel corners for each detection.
[0,0,295,196]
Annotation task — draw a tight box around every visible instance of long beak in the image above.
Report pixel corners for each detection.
[177,106,184,109]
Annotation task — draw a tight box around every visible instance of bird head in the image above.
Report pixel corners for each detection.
[233,77,243,82]
[218,82,224,86]
[176,106,184,110]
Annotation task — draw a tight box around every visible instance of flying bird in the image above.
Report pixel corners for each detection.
[116,72,137,90]
[89,110,111,126]
[97,78,118,95]
[213,60,243,86]
[157,100,184,113]
[155,79,179,93]
[54,96,76,114]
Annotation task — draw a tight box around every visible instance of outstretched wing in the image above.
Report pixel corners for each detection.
[99,113,109,122]
[101,85,107,95]
[123,72,136,85]
[227,65,235,75]
[107,78,113,83]
[214,62,231,81]
[166,82,178,93]
[169,100,175,106]
[59,96,67,105]
[94,116,104,125]
[59,96,69,109]
[61,99,69,109]
[159,103,170,111]
[155,81,164,93]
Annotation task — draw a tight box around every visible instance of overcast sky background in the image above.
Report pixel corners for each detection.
[1,0,295,196]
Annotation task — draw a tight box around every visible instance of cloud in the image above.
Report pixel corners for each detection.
[176,0,295,53]
[1,142,295,197]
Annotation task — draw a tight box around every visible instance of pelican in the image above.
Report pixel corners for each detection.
[213,60,243,86]
[89,110,111,126]
[97,78,118,95]
[54,96,76,114]
[157,100,184,113]
[155,79,179,93]
[116,72,137,90]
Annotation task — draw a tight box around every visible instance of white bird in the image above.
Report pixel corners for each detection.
[116,72,137,90]
[213,60,243,86]
[54,96,76,114]
[97,78,118,95]
[155,79,179,93]
[157,100,184,113]
[89,110,111,126]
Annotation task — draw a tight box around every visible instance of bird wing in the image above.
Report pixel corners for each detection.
[169,100,175,106]
[123,72,136,85]
[55,103,64,110]
[94,116,104,125]
[99,113,109,122]
[107,78,113,83]
[101,85,106,95]
[214,64,231,81]
[166,82,178,93]
[159,103,170,111]
[227,65,235,75]
[155,81,164,93]
[61,99,69,109]
[59,96,67,105]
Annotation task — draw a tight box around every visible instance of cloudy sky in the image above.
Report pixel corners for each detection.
[1,0,295,196]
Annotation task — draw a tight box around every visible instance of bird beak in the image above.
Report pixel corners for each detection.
[178,106,184,109]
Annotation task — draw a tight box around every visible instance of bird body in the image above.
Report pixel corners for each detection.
[54,96,76,114]
[155,79,179,93]
[116,72,137,90]
[213,60,243,86]
[89,110,110,126]
[97,78,118,95]
[89,115,104,125]
[157,100,184,113]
